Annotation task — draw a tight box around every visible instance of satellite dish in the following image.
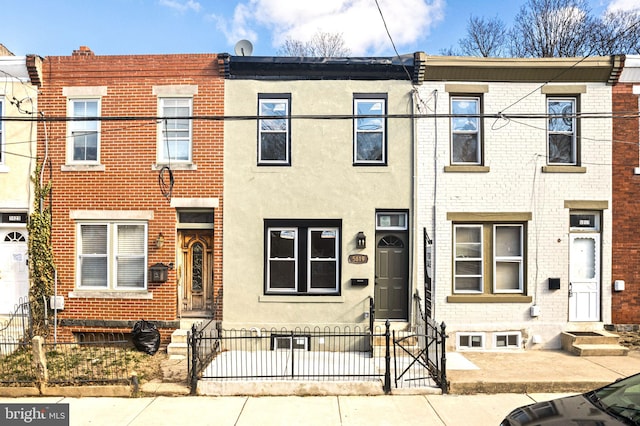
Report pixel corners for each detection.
[234,39,253,56]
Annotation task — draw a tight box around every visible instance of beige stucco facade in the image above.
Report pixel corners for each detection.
[223,78,415,329]
[0,52,41,313]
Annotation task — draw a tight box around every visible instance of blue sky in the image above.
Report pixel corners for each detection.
[1,0,636,57]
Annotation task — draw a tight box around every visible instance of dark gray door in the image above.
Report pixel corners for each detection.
[375,232,409,320]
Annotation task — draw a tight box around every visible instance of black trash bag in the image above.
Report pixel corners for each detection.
[131,319,160,355]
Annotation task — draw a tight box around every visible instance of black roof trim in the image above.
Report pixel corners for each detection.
[223,54,416,81]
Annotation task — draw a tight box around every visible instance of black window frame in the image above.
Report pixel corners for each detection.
[353,93,388,166]
[257,93,291,166]
[264,219,342,295]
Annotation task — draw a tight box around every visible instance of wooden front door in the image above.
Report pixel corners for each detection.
[179,230,214,315]
[375,232,409,320]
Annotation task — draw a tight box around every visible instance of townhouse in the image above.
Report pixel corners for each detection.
[37,47,225,343]
[0,45,41,314]
[221,54,421,331]
[416,55,623,350]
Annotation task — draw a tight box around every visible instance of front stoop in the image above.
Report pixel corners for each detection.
[561,331,629,356]
[167,329,188,358]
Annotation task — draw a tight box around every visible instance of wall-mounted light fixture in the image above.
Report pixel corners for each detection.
[356,232,366,249]
[155,232,165,249]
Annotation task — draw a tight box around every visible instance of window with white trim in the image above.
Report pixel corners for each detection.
[494,332,521,349]
[76,222,147,290]
[158,97,192,163]
[265,220,341,295]
[353,94,386,165]
[258,94,290,165]
[453,223,525,294]
[456,333,485,350]
[68,99,100,163]
[547,97,577,165]
[451,96,481,165]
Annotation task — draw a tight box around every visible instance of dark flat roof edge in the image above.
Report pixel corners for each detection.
[222,53,416,81]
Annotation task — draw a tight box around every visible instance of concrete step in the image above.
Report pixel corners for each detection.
[170,329,189,344]
[562,330,621,346]
[570,344,629,356]
[167,342,188,357]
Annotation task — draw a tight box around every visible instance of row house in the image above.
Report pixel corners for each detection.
[416,55,623,350]
[37,47,225,343]
[221,54,421,330]
[0,45,41,314]
[612,55,640,326]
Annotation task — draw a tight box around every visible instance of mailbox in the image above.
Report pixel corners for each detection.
[351,278,369,286]
[548,278,561,290]
[149,263,169,283]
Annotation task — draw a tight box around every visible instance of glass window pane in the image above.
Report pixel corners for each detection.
[309,230,336,258]
[455,261,482,275]
[270,230,295,258]
[495,261,520,290]
[179,211,214,224]
[118,224,145,254]
[571,238,596,279]
[495,226,521,257]
[269,260,295,288]
[261,133,287,161]
[549,134,573,163]
[117,258,144,287]
[452,134,479,163]
[81,225,107,254]
[80,257,107,287]
[310,261,337,289]
[455,277,482,292]
[548,100,574,132]
[356,133,383,161]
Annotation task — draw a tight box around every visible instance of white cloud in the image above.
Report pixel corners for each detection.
[606,0,640,12]
[220,0,445,56]
[159,0,202,13]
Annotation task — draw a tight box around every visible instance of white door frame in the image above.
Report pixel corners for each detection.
[0,228,29,314]
[569,233,600,322]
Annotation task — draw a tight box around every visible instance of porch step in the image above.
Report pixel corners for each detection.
[561,331,629,356]
[570,344,629,357]
[167,329,189,357]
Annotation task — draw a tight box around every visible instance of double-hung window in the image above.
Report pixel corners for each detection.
[159,98,192,163]
[547,97,577,165]
[69,99,100,163]
[354,94,387,165]
[453,222,525,294]
[77,222,147,290]
[451,96,481,165]
[265,220,340,295]
[258,94,290,165]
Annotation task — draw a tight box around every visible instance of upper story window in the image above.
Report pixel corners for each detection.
[547,97,577,165]
[353,94,387,165]
[76,221,147,290]
[158,97,192,164]
[68,99,100,164]
[265,219,341,295]
[451,96,482,165]
[453,222,525,295]
[258,94,290,165]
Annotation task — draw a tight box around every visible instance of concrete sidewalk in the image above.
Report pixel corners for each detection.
[0,393,578,425]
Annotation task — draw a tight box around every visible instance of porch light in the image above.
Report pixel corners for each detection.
[356,232,366,249]
[155,232,165,249]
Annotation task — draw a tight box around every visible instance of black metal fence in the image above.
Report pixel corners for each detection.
[413,291,448,392]
[43,333,132,385]
[0,299,35,384]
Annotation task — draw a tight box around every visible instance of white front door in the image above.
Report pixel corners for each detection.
[0,229,29,314]
[569,233,600,322]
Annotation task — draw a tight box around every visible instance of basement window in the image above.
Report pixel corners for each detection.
[494,332,521,349]
[271,335,310,351]
[456,333,485,350]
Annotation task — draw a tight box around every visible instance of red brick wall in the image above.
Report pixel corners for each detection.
[37,52,224,341]
[612,82,640,323]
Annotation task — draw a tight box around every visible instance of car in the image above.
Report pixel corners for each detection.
[501,372,640,425]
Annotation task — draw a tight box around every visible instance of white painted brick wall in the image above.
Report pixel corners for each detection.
[415,82,612,349]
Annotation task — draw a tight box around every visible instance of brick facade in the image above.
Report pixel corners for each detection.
[612,77,640,323]
[37,48,224,343]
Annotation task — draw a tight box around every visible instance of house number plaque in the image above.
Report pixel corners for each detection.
[348,254,368,264]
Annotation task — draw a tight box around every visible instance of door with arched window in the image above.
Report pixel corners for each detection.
[179,230,214,315]
[375,232,409,320]
[0,230,29,314]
